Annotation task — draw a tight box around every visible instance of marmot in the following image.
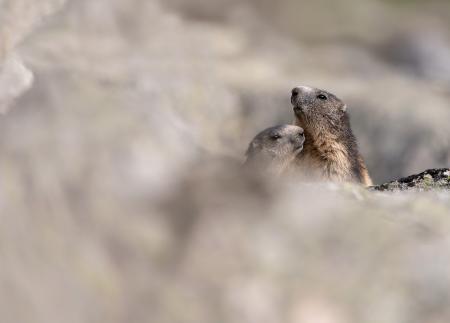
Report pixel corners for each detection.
[290,86,372,186]
[245,125,305,175]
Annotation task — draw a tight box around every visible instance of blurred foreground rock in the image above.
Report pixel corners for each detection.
[0,54,33,112]
[2,153,450,323]
[0,0,66,112]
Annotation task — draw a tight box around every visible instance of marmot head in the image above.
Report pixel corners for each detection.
[291,86,348,135]
[245,125,305,174]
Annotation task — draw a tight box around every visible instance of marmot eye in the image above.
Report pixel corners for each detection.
[317,94,328,100]
[270,134,281,140]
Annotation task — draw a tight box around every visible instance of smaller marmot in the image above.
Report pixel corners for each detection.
[245,125,305,175]
[291,86,372,186]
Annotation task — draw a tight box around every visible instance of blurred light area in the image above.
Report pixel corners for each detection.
[0,54,33,113]
[0,0,450,322]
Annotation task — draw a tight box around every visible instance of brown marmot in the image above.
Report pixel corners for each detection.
[290,86,372,186]
[245,125,305,175]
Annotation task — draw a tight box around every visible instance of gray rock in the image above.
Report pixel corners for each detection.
[371,168,450,191]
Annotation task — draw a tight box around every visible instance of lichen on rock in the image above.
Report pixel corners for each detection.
[371,168,450,191]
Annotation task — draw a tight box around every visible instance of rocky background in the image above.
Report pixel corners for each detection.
[1,0,450,322]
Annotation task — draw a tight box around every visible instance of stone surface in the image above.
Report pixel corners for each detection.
[372,168,450,191]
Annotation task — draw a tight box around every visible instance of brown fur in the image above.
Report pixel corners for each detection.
[291,86,372,186]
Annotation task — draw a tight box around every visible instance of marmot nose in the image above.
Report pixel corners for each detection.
[291,87,300,98]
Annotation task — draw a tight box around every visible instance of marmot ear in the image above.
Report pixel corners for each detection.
[341,104,347,112]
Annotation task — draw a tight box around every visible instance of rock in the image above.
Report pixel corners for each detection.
[0,54,33,113]
[371,168,450,191]
[0,0,66,112]
[378,31,450,84]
